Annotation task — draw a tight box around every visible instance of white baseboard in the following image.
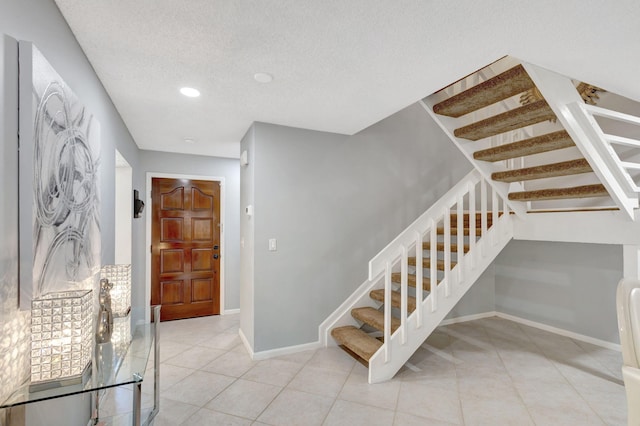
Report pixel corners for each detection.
[251,340,323,361]
[441,311,497,326]
[222,308,240,315]
[238,328,253,357]
[237,329,322,361]
[495,312,621,352]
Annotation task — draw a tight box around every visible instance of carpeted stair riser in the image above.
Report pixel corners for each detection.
[508,184,609,201]
[408,257,456,271]
[473,130,575,162]
[454,100,556,141]
[391,272,432,291]
[370,289,417,312]
[331,326,382,362]
[423,242,470,254]
[352,307,400,333]
[449,213,500,227]
[436,227,483,237]
[492,158,592,183]
[432,65,535,118]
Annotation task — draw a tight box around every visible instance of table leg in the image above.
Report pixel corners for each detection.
[132,382,141,426]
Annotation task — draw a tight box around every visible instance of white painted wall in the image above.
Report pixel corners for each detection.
[115,151,133,264]
[239,127,256,348]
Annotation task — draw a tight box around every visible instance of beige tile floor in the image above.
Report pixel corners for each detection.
[99,314,627,425]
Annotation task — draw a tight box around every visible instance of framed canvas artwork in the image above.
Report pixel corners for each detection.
[18,42,101,310]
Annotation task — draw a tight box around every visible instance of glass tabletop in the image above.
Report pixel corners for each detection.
[0,322,155,409]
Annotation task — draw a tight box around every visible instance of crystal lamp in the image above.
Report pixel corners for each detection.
[30,289,93,390]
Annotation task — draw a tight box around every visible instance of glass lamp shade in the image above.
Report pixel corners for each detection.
[30,290,93,387]
[100,264,131,317]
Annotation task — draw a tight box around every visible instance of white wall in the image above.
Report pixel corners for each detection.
[138,150,241,316]
[115,154,133,264]
[239,127,256,347]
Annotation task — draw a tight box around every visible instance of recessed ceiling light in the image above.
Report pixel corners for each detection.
[180,87,201,97]
[184,138,196,144]
[254,73,273,83]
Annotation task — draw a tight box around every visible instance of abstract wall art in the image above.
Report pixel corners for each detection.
[18,42,101,310]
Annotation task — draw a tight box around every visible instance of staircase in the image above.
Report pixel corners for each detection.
[322,56,640,384]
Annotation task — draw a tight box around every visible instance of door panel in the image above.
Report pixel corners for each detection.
[192,278,213,302]
[192,218,213,241]
[161,280,185,304]
[161,218,184,241]
[151,178,221,320]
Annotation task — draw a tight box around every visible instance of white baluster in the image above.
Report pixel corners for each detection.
[415,231,423,329]
[400,246,408,345]
[384,261,391,363]
[443,208,451,298]
[430,220,437,312]
[480,178,488,242]
[492,187,498,246]
[469,184,476,269]
[457,195,464,285]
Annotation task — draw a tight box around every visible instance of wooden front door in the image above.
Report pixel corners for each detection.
[151,178,221,321]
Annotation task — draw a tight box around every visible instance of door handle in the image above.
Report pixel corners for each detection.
[213,254,219,259]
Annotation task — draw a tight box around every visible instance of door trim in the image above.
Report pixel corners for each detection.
[145,172,226,322]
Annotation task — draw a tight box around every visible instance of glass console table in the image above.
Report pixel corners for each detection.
[0,306,161,426]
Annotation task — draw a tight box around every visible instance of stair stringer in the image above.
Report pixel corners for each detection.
[521,61,639,219]
[367,214,513,383]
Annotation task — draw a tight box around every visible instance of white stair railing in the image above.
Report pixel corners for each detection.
[522,62,639,219]
[569,103,640,194]
[366,169,514,383]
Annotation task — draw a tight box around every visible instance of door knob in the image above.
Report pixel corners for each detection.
[213,254,219,259]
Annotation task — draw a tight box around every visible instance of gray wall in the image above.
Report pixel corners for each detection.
[245,103,473,352]
[1,0,140,422]
[495,240,623,344]
[138,150,241,313]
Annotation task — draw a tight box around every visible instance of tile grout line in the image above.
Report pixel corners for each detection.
[514,320,608,425]
[477,318,537,426]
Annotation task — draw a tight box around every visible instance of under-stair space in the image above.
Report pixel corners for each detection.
[331,211,496,366]
[323,170,514,383]
[323,56,640,384]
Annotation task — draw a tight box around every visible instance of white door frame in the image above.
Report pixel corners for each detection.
[145,172,226,322]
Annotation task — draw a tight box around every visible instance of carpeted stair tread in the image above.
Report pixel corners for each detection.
[492,158,592,183]
[436,227,483,236]
[331,326,382,362]
[391,272,432,291]
[423,242,470,253]
[351,307,400,333]
[408,257,457,271]
[508,184,609,201]
[370,289,417,312]
[450,212,502,226]
[454,100,556,141]
[433,65,535,118]
[474,131,575,162]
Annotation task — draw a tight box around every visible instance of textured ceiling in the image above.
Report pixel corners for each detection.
[54,0,640,158]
